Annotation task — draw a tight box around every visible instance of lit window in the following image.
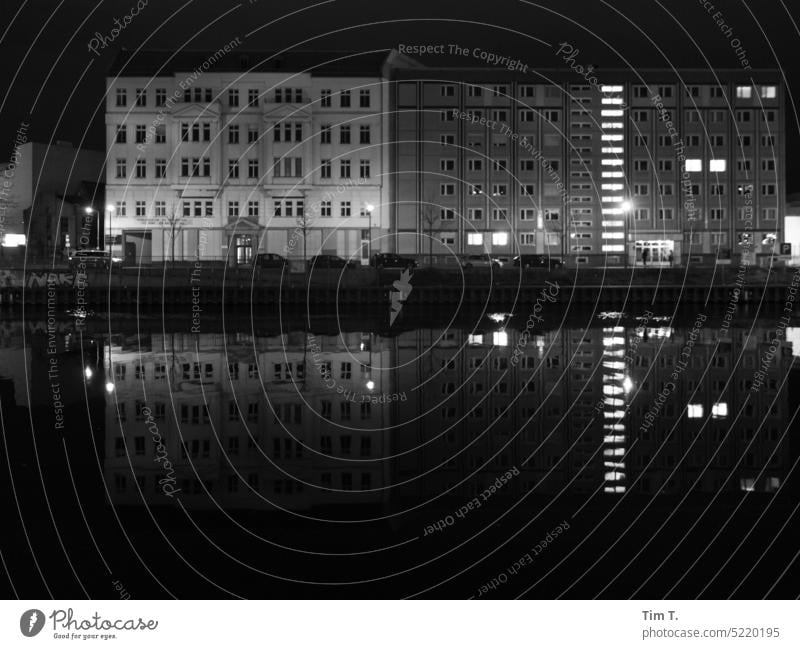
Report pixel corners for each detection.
[467,233,483,245]
[687,404,704,418]
[492,331,508,347]
[760,86,777,99]
[685,159,702,172]
[736,86,752,99]
[710,159,726,172]
[712,402,728,419]
[492,232,508,246]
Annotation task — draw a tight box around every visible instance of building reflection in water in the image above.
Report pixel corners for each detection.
[102,319,795,510]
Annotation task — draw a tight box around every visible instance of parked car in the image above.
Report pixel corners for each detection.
[513,254,564,270]
[253,253,289,270]
[370,252,418,269]
[460,254,503,269]
[307,254,359,270]
[68,249,121,270]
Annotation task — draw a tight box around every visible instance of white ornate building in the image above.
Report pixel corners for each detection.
[105,49,403,264]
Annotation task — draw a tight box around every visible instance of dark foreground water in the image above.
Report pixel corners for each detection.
[1,306,799,598]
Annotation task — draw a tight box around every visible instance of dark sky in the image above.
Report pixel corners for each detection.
[2,0,799,186]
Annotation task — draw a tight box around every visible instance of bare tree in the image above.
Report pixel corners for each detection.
[420,192,439,267]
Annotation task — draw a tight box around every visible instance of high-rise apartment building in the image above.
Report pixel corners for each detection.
[390,66,785,267]
[105,49,400,264]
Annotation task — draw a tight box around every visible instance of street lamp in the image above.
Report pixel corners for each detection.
[105,203,115,257]
[365,203,375,264]
[621,200,633,268]
[84,206,100,249]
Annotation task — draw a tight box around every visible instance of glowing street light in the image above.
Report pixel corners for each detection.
[105,382,115,393]
[84,367,93,380]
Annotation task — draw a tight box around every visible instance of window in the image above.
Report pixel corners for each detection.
[340,125,351,144]
[440,158,455,172]
[659,183,674,196]
[467,208,483,221]
[491,184,507,196]
[359,159,370,179]
[248,125,259,143]
[658,208,674,220]
[248,88,259,107]
[440,183,455,196]
[115,159,126,178]
[440,134,454,146]
[440,208,455,220]
[135,201,146,217]
[320,200,331,217]
[467,232,483,245]
[492,208,507,221]
[320,124,331,144]
[115,201,126,217]
[228,88,239,107]
[340,201,351,217]
[155,88,166,107]
[710,159,726,172]
[633,159,649,172]
[115,88,127,107]
[710,208,725,220]
[340,159,351,178]
[520,184,535,196]
[227,201,239,219]
[248,159,259,178]
[320,89,331,107]
[228,124,239,144]
[320,159,331,179]
[359,89,370,107]
[520,208,536,221]
[634,208,649,221]
[115,125,126,143]
[155,159,166,178]
[544,209,559,221]
[685,159,702,172]
[634,183,649,196]
[359,125,371,144]
[247,200,259,218]
[658,159,674,172]
[135,159,146,178]
[762,184,776,196]
[492,232,508,246]
[339,90,351,107]
[762,159,776,172]
[228,159,239,179]
[134,124,147,142]
[760,86,777,99]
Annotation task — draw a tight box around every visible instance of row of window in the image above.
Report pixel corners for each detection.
[113,86,373,108]
[434,83,778,100]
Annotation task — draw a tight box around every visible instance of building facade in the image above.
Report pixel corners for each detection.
[390,67,785,267]
[105,50,401,265]
[0,141,105,260]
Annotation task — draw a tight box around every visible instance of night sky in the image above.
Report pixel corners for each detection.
[2,0,798,188]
